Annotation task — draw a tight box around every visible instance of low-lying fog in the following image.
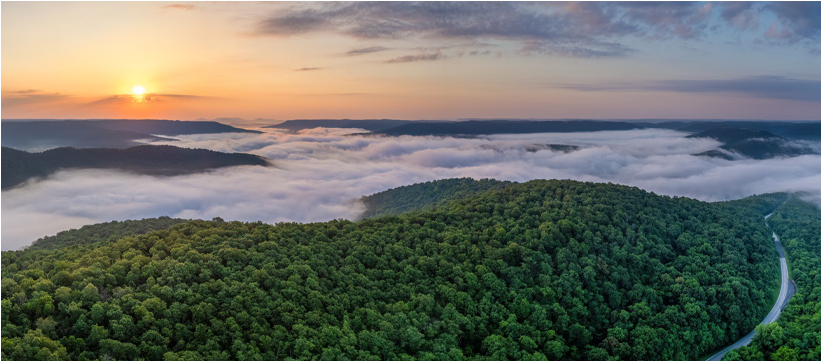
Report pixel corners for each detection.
[2,128,819,250]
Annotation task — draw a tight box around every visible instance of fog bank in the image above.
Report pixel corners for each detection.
[2,128,818,250]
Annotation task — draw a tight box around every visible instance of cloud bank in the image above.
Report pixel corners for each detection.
[257,2,821,58]
[2,128,819,250]
[557,76,821,102]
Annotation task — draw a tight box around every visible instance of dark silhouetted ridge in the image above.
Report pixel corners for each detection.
[688,126,817,159]
[1,119,260,150]
[267,119,414,132]
[376,120,640,136]
[1,145,270,189]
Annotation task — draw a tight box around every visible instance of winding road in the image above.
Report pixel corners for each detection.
[706,213,796,361]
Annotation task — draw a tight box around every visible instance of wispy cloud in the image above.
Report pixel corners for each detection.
[13,89,43,94]
[385,51,446,64]
[345,46,389,56]
[257,2,641,58]
[556,76,821,102]
[2,90,72,108]
[294,67,322,71]
[90,93,213,105]
[256,2,821,58]
[763,2,821,45]
[163,4,195,11]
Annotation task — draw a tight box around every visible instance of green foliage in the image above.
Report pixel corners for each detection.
[27,217,189,250]
[1,179,789,360]
[360,177,514,219]
[725,197,821,361]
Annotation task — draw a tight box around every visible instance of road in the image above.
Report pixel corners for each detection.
[706,214,795,361]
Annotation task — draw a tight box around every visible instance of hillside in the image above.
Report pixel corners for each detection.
[266,119,414,132]
[687,126,817,160]
[644,121,821,142]
[1,145,270,189]
[1,119,260,150]
[0,179,788,360]
[25,217,191,251]
[723,197,821,360]
[376,120,640,136]
[359,178,514,219]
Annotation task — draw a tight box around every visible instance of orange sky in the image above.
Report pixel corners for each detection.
[2,1,820,121]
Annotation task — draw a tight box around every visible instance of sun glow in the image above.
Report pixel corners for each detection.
[131,85,145,95]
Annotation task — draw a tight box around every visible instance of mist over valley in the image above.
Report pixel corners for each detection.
[2,119,818,250]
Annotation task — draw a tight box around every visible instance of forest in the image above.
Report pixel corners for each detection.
[722,196,821,360]
[1,179,816,360]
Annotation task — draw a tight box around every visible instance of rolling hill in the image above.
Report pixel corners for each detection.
[1,145,270,189]
[266,119,414,132]
[376,120,640,136]
[359,178,514,219]
[644,121,821,142]
[687,126,817,160]
[1,119,260,150]
[0,179,794,360]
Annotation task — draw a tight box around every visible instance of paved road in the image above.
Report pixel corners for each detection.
[706,215,795,361]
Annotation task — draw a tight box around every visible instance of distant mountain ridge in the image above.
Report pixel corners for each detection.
[687,126,817,160]
[646,121,820,141]
[267,119,415,132]
[1,119,260,150]
[375,120,640,136]
[1,145,270,189]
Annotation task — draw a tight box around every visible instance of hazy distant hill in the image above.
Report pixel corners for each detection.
[92,119,260,136]
[1,145,270,189]
[267,119,414,132]
[687,126,817,159]
[640,121,821,141]
[1,119,260,150]
[376,120,640,136]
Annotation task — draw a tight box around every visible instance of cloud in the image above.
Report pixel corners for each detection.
[556,76,821,102]
[163,4,195,11]
[90,93,213,105]
[385,51,446,64]
[605,1,713,39]
[345,46,389,56]
[719,2,761,31]
[257,2,821,58]
[294,67,321,71]
[257,2,642,58]
[3,127,818,250]
[763,2,821,44]
[2,90,72,108]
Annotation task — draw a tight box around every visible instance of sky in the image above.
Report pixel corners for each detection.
[2,1,820,120]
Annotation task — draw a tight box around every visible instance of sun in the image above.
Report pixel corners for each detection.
[131,85,145,95]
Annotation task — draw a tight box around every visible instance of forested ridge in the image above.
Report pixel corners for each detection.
[359,178,514,219]
[0,179,794,360]
[722,196,821,361]
[26,217,191,251]
[1,145,270,189]
[687,126,817,160]
[1,119,259,151]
